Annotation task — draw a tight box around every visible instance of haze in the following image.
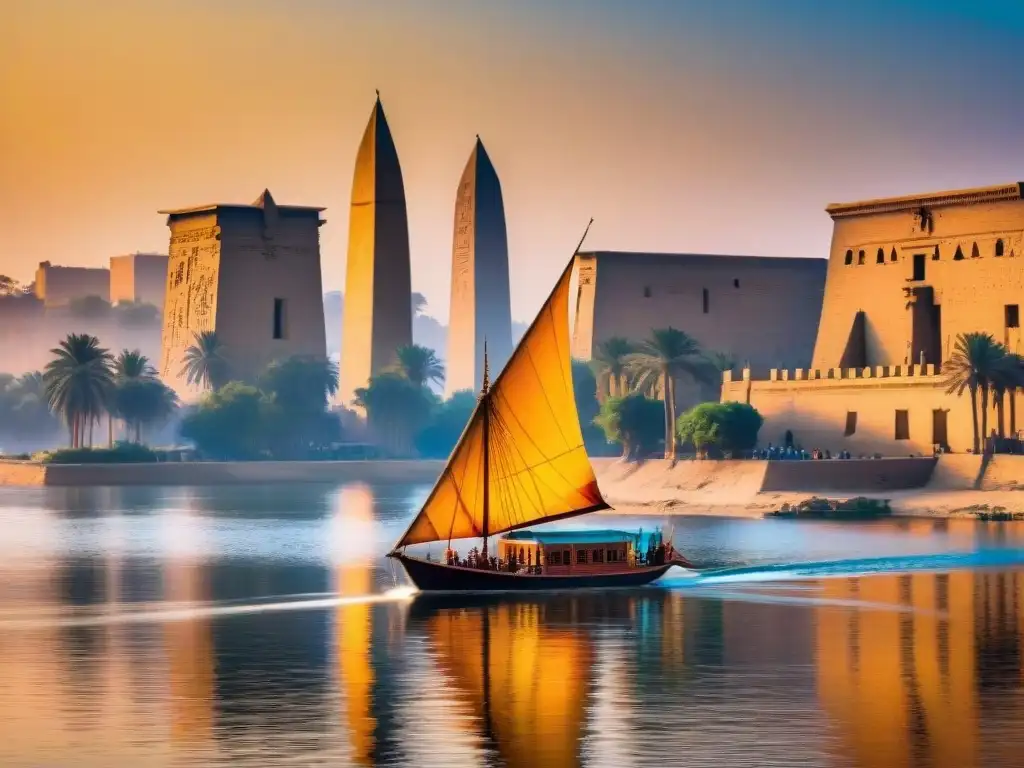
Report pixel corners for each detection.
[3,0,1023,323]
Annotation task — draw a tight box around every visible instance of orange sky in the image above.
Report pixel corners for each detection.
[3,1,1022,322]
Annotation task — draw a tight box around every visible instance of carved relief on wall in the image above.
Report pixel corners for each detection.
[452,180,475,301]
[913,207,935,235]
[160,226,221,381]
[577,261,595,287]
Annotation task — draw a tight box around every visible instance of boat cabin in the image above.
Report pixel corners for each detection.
[499,530,648,575]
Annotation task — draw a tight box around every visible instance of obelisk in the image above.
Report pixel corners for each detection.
[446,137,513,396]
[339,94,413,408]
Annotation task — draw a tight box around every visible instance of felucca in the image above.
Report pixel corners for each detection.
[388,222,695,592]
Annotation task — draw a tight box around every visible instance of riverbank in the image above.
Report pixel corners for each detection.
[0,459,446,487]
[591,455,1024,519]
[2,454,1022,520]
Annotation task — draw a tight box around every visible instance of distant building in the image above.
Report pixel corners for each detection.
[157,189,327,399]
[722,182,1024,454]
[446,137,513,396]
[572,251,827,407]
[109,252,169,307]
[33,262,110,307]
[338,95,413,410]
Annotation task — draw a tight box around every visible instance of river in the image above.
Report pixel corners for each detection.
[0,481,1023,767]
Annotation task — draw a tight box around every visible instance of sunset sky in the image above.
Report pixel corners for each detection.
[4,0,1024,322]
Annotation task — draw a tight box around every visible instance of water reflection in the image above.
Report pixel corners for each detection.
[411,596,593,768]
[0,481,1023,765]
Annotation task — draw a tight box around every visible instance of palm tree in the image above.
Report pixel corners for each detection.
[943,332,1006,453]
[354,372,434,457]
[260,355,340,410]
[180,330,228,391]
[110,349,175,443]
[114,349,157,380]
[705,351,737,377]
[994,353,1024,438]
[626,328,708,459]
[43,333,114,448]
[590,337,634,401]
[113,378,178,443]
[393,344,445,389]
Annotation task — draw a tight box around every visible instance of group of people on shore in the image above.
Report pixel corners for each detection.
[751,443,856,461]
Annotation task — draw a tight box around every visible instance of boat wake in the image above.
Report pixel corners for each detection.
[0,585,418,631]
[661,548,1024,588]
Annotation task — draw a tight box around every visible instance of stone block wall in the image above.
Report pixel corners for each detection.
[721,366,1013,456]
[814,185,1024,369]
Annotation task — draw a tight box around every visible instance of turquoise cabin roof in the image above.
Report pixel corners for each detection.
[502,529,637,545]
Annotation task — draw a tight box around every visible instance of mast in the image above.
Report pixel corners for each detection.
[389,219,604,554]
[481,340,491,560]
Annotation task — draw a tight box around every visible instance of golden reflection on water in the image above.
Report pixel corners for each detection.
[816,569,1024,765]
[419,600,592,768]
[1,486,1024,766]
[162,533,215,749]
[335,483,377,766]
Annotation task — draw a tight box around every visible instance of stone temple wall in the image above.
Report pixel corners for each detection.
[572,251,826,378]
[814,184,1024,369]
[729,183,1024,457]
[158,195,326,401]
[721,365,1019,456]
[159,214,221,393]
[572,250,826,411]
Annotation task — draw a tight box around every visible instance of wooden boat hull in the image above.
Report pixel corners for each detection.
[391,553,682,593]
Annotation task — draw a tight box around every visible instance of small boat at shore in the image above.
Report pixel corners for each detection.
[388,223,695,592]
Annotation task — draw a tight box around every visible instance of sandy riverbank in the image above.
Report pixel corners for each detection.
[590,455,1024,520]
[2,454,1021,520]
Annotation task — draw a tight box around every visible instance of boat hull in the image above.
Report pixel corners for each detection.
[392,553,681,593]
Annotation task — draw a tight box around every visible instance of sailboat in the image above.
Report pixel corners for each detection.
[387,223,695,592]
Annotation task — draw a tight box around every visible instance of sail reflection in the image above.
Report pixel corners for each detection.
[410,596,594,768]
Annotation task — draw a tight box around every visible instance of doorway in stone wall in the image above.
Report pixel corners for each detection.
[932,409,948,450]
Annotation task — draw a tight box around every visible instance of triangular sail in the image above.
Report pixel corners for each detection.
[394,255,608,549]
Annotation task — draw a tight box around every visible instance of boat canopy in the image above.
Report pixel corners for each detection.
[503,529,636,546]
[393,256,610,550]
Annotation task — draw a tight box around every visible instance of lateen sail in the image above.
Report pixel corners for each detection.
[394,255,609,549]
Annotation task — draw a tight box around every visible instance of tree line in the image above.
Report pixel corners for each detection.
[943,332,1024,452]
[2,325,753,462]
[586,327,759,459]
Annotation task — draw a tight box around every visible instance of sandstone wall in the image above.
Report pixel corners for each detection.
[721,365,994,456]
[814,189,1024,369]
[760,457,936,492]
[34,264,110,307]
[110,253,168,307]
[214,208,326,383]
[159,213,221,396]
[591,456,939,502]
[572,252,826,411]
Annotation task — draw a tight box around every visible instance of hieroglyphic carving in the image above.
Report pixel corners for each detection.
[169,226,218,245]
[452,179,475,300]
[577,260,595,286]
[160,224,220,385]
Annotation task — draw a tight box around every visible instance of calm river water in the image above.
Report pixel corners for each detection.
[1,482,1024,767]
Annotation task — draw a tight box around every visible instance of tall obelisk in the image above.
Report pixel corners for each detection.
[339,94,412,408]
[446,137,513,396]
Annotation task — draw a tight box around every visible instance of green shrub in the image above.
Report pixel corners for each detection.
[594,393,665,460]
[38,442,159,464]
[676,401,763,457]
[179,382,274,460]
